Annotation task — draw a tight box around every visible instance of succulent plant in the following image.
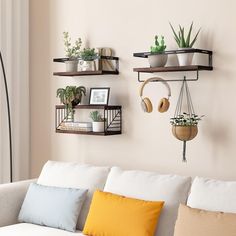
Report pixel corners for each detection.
[80,48,98,61]
[63,32,82,60]
[169,22,201,48]
[150,35,166,53]
[89,111,105,122]
[170,112,204,126]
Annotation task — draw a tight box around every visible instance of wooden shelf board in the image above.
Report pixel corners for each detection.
[56,129,121,136]
[133,65,213,73]
[53,70,119,77]
[55,105,122,109]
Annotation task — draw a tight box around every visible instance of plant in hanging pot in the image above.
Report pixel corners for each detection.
[148,35,167,67]
[79,48,98,71]
[63,31,82,72]
[170,112,203,141]
[56,86,86,121]
[169,22,201,66]
[90,110,106,132]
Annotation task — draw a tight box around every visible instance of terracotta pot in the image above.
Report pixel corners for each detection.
[172,125,198,141]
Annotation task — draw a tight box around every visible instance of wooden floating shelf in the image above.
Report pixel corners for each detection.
[56,129,121,136]
[56,105,121,110]
[53,70,119,77]
[133,65,213,73]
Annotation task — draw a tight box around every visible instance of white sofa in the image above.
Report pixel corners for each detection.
[0,161,235,236]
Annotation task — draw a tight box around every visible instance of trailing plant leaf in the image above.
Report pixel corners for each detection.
[170,112,204,126]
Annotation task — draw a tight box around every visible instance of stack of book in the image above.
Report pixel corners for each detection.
[59,122,92,132]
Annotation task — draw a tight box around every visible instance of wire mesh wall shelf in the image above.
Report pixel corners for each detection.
[55,105,122,136]
[133,48,213,82]
[53,56,119,77]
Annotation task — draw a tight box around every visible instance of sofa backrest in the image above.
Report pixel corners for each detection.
[104,167,192,236]
[37,161,110,230]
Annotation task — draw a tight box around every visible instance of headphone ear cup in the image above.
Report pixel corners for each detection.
[141,97,153,113]
[158,98,170,113]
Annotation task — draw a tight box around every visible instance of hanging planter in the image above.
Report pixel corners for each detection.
[170,79,203,162]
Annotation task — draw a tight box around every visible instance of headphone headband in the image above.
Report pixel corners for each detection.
[139,77,171,98]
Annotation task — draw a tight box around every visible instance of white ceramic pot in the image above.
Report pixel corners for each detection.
[79,60,96,71]
[148,54,168,67]
[65,60,78,72]
[92,122,104,132]
[177,48,194,66]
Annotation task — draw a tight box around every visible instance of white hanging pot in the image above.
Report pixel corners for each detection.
[177,48,194,66]
[65,60,78,72]
[148,54,168,67]
[92,122,104,132]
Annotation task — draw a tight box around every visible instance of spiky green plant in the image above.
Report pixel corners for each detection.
[80,48,98,61]
[169,22,201,48]
[89,111,104,122]
[150,35,166,53]
[63,32,82,59]
[57,86,86,117]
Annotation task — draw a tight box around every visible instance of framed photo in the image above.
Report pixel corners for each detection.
[89,87,110,105]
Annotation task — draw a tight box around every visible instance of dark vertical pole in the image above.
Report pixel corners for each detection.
[0,51,13,182]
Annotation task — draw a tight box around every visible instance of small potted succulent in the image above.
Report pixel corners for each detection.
[169,22,201,66]
[148,35,167,67]
[63,31,82,72]
[79,48,98,71]
[57,86,86,121]
[170,112,203,141]
[89,110,106,132]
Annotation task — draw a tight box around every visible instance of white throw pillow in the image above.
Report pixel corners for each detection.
[37,161,110,230]
[187,176,236,213]
[104,167,191,236]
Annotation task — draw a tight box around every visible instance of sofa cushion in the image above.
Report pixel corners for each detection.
[187,176,236,213]
[0,223,84,236]
[37,161,110,230]
[104,167,191,236]
[18,183,87,232]
[83,190,164,236]
[174,204,236,236]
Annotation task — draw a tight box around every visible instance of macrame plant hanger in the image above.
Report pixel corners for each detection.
[173,77,197,162]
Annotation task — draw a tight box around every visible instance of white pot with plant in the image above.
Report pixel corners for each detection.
[79,48,98,71]
[90,111,105,132]
[63,31,82,72]
[169,22,201,66]
[148,35,167,67]
[57,86,86,122]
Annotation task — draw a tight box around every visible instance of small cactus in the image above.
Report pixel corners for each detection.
[150,35,166,53]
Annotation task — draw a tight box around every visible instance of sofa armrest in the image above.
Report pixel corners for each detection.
[0,179,36,227]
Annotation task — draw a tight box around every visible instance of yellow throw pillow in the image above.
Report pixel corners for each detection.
[174,204,236,236]
[83,190,164,236]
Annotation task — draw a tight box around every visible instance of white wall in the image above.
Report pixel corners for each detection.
[30,0,236,180]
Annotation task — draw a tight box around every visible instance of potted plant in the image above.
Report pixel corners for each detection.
[57,86,86,121]
[79,48,98,71]
[89,110,106,132]
[169,22,201,66]
[170,112,203,141]
[148,35,167,67]
[63,31,82,72]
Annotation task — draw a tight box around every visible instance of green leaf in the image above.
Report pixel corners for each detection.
[190,28,201,48]
[185,22,193,47]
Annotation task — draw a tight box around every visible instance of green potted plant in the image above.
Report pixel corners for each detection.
[89,110,106,132]
[63,31,82,72]
[57,86,86,121]
[169,22,201,66]
[79,48,98,71]
[170,112,203,141]
[148,35,167,67]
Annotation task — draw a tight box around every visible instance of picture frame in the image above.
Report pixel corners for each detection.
[89,87,110,105]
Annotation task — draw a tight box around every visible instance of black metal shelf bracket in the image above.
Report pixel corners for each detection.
[137,69,199,83]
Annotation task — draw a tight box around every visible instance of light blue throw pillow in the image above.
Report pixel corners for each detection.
[18,183,87,232]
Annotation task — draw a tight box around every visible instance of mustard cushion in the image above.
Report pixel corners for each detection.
[83,190,164,236]
[174,204,236,236]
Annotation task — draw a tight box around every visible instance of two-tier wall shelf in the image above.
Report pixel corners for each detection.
[55,105,122,136]
[53,56,119,77]
[133,48,213,82]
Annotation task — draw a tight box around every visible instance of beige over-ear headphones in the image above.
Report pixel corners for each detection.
[139,77,171,113]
